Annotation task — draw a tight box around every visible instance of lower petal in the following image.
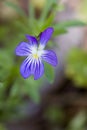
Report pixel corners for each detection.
[34,60,44,80]
[20,57,32,79]
[42,50,58,67]
[20,57,44,80]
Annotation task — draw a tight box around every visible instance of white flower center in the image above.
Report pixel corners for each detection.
[30,46,43,59]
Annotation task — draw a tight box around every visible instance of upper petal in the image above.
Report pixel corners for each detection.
[42,50,58,67]
[39,27,54,48]
[25,34,38,45]
[15,42,32,56]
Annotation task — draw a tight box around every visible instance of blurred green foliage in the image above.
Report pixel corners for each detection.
[77,0,87,22]
[66,48,87,87]
[0,0,86,121]
[45,105,64,124]
[0,124,6,130]
[67,111,86,130]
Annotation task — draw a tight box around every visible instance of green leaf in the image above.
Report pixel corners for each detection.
[4,1,26,17]
[41,13,55,30]
[53,19,86,36]
[44,62,55,83]
[53,28,67,36]
[28,2,35,21]
[40,0,57,21]
[54,20,87,30]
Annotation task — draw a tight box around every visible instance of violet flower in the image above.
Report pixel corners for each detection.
[15,27,58,80]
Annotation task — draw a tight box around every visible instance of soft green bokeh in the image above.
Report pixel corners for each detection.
[67,111,86,130]
[66,48,87,87]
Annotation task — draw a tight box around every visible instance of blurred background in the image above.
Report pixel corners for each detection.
[0,0,87,130]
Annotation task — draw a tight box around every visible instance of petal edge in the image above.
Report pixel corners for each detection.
[39,27,54,48]
[25,34,38,45]
[15,42,31,56]
[20,57,32,79]
[42,50,58,67]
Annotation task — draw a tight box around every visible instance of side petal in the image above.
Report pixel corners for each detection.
[42,50,58,67]
[25,34,38,45]
[34,60,44,80]
[20,57,32,79]
[39,27,54,48]
[15,42,31,56]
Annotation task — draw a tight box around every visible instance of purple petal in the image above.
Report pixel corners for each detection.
[34,60,44,80]
[20,57,44,80]
[42,50,58,67]
[39,27,54,48]
[20,57,32,79]
[15,42,31,56]
[25,34,38,45]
